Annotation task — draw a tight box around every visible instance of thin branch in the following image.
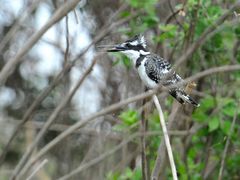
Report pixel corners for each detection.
[73,9,79,24]
[1,118,197,139]
[15,64,240,178]
[64,12,70,66]
[152,95,178,180]
[218,103,239,180]
[167,0,184,29]
[26,159,48,180]
[0,0,80,86]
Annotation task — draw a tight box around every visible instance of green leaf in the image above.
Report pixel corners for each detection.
[112,59,120,66]
[119,109,139,126]
[112,124,128,131]
[221,120,232,135]
[110,53,132,69]
[120,168,133,179]
[159,24,177,32]
[131,168,142,180]
[122,56,131,69]
[120,11,131,18]
[143,16,159,27]
[208,117,220,132]
[106,171,120,180]
[200,96,215,111]
[192,110,208,123]
[235,26,240,38]
[223,103,236,117]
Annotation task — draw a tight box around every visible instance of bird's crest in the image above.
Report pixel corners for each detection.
[126,34,147,48]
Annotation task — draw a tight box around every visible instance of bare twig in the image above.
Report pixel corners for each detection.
[0,0,80,86]
[64,12,70,66]
[26,159,48,180]
[152,95,178,180]
[1,118,198,139]
[73,9,79,24]
[218,103,239,180]
[167,0,184,29]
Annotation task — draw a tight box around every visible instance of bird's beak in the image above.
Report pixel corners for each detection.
[107,43,126,52]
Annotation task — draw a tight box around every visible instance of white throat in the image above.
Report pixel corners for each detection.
[122,50,150,66]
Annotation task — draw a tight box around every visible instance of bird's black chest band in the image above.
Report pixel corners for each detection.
[136,55,145,68]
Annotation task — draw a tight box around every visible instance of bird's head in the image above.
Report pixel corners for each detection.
[107,34,150,64]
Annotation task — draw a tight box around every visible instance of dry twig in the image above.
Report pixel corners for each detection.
[26,159,48,180]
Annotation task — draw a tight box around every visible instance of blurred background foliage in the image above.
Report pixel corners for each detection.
[0,0,240,179]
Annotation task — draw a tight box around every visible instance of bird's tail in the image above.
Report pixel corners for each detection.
[169,89,200,107]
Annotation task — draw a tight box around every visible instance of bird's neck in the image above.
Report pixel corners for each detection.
[123,50,150,66]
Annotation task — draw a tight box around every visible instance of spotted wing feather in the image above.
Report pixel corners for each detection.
[144,54,172,83]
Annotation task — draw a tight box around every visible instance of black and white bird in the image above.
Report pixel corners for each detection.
[107,34,199,107]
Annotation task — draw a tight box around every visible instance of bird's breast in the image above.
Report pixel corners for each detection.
[137,58,158,88]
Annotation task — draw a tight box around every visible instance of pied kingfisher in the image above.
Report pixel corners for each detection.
[107,34,199,107]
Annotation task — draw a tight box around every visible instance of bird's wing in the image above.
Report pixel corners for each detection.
[144,55,199,106]
[144,54,173,84]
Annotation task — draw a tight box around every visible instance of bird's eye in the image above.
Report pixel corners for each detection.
[126,43,131,47]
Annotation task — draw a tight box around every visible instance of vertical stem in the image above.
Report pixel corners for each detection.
[152,95,178,180]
